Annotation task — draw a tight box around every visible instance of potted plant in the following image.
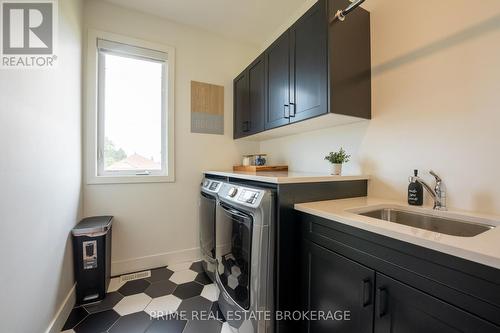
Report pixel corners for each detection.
[324,148,351,175]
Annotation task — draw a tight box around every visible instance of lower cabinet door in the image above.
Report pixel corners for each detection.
[302,241,374,333]
[375,273,500,333]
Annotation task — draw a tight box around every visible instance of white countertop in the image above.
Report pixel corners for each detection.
[204,170,369,184]
[295,197,500,269]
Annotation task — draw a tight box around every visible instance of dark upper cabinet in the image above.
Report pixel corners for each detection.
[302,241,374,333]
[233,71,249,139]
[233,56,266,139]
[328,0,371,119]
[265,32,290,130]
[289,1,328,123]
[248,56,265,134]
[374,274,500,333]
[233,0,371,138]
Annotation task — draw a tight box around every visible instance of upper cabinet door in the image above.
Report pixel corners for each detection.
[247,56,265,135]
[233,71,249,139]
[289,1,328,123]
[374,273,500,333]
[265,31,291,130]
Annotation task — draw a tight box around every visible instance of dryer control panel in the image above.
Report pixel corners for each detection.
[201,178,221,193]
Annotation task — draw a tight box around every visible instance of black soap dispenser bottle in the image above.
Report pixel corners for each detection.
[408,169,423,206]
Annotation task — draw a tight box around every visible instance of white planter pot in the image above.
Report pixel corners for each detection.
[330,163,342,175]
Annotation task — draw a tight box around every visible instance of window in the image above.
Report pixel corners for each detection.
[86,31,175,183]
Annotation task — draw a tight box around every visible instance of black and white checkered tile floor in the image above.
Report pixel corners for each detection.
[62,261,233,333]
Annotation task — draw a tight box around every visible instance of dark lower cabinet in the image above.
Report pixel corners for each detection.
[302,241,374,333]
[375,274,499,333]
[298,212,500,333]
[302,241,500,333]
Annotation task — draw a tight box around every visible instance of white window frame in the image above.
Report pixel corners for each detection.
[85,30,175,184]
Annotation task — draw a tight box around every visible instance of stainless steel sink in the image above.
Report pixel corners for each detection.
[358,208,494,237]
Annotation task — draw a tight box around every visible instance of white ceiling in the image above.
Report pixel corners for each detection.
[102,0,309,46]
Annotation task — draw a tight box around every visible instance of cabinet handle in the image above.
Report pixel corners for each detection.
[361,279,372,307]
[284,104,290,119]
[242,121,250,132]
[290,102,296,117]
[377,287,388,317]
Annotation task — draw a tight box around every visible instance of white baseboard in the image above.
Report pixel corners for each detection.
[44,248,200,332]
[111,247,201,276]
[46,284,76,333]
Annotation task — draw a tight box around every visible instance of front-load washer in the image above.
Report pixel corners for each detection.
[215,182,275,333]
[199,177,222,281]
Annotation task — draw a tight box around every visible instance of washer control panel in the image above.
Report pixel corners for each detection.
[219,183,264,207]
[238,189,260,204]
[228,187,238,197]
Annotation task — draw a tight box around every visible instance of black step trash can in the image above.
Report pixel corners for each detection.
[72,216,113,305]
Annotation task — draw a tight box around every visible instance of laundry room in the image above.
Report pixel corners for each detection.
[2,0,500,333]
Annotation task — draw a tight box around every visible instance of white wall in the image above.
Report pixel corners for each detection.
[260,0,500,214]
[83,0,260,275]
[0,0,83,332]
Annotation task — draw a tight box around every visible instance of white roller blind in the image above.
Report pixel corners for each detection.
[97,38,168,62]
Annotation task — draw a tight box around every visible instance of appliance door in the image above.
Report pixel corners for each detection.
[216,202,253,310]
[200,192,216,259]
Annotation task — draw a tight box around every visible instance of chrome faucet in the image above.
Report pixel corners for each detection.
[415,170,447,211]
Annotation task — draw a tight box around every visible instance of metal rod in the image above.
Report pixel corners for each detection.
[334,0,366,22]
[343,0,366,15]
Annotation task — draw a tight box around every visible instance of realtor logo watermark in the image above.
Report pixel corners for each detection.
[1,0,57,68]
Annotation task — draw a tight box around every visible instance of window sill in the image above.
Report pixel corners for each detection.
[86,175,175,185]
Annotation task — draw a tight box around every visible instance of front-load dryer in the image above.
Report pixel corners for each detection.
[199,177,222,281]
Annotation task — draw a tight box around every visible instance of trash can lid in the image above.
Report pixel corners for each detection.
[72,216,113,236]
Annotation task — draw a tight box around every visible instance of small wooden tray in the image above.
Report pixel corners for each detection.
[233,165,288,172]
